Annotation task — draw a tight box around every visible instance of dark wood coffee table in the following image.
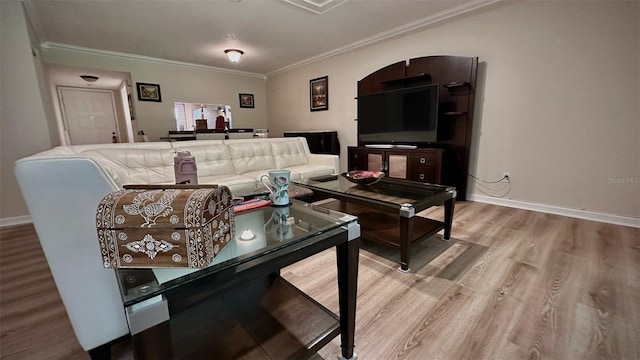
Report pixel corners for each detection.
[115,200,360,359]
[295,176,455,271]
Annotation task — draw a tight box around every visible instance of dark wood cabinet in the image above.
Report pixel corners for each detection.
[348,146,445,185]
[283,130,340,155]
[408,150,443,184]
[356,55,477,199]
[348,147,384,172]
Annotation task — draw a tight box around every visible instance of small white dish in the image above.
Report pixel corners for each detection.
[240,229,255,240]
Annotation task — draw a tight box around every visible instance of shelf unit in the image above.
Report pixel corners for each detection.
[135,276,339,360]
[379,73,432,88]
[319,200,445,252]
[442,81,471,89]
[356,55,478,200]
[283,130,340,155]
[348,146,446,185]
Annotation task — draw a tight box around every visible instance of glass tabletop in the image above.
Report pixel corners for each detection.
[116,199,357,306]
[294,176,456,211]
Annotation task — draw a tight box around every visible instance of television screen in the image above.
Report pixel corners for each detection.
[357,84,439,144]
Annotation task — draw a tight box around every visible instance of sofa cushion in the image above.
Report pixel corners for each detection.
[240,169,303,182]
[81,148,176,186]
[271,140,309,169]
[227,142,276,174]
[289,164,336,180]
[174,143,236,177]
[197,174,257,195]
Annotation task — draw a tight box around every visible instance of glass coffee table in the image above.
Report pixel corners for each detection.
[115,200,360,360]
[295,176,455,272]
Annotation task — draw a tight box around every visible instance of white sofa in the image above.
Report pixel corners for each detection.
[14,137,338,357]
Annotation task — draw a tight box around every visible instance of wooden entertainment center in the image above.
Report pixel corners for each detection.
[349,55,478,200]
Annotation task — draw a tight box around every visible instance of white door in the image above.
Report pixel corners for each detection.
[59,88,119,145]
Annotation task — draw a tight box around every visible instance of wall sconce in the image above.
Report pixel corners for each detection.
[80,75,99,82]
[224,49,244,63]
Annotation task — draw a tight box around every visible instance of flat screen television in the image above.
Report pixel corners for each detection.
[357,84,439,145]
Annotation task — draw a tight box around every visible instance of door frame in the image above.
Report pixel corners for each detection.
[57,86,120,145]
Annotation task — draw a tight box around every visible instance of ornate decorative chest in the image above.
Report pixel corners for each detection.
[96,185,235,268]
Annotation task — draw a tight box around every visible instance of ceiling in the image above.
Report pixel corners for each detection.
[25,0,498,77]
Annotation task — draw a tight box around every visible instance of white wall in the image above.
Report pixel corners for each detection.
[0,1,53,222]
[266,1,640,220]
[1,4,268,223]
[41,48,268,142]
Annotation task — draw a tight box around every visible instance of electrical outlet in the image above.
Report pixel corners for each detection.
[502,172,511,180]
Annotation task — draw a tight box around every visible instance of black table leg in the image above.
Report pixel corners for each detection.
[443,198,455,240]
[336,237,360,360]
[399,216,413,272]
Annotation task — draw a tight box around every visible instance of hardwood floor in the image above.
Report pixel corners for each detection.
[1,201,638,359]
[0,223,87,359]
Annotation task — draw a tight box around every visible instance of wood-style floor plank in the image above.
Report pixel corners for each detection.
[0,224,88,360]
[1,201,638,359]
[284,202,639,360]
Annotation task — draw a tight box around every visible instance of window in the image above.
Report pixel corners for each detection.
[174,102,189,131]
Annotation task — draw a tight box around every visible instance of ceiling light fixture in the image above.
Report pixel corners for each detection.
[224,49,244,63]
[80,75,99,82]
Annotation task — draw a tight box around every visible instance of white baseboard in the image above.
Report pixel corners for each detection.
[0,215,32,228]
[468,194,640,228]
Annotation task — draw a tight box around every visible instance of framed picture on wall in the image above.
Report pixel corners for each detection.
[310,76,328,111]
[136,82,162,102]
[239,93,255,108]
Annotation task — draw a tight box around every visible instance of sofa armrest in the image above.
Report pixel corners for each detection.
[14,156,129,350]
[307,153,339,174]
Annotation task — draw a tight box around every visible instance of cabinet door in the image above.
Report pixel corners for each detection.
[349,148,384,171]
[367,153,384,172]
[387,154,408,179]
[349,149,366,170]
[408,150,442,183]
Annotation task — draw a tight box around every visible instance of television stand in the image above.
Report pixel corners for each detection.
[348,146,450,186]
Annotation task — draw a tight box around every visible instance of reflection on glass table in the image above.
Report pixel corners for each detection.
[117,201,357,305]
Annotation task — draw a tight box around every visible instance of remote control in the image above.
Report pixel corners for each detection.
[310,174,338,182]
[241,190,270,200]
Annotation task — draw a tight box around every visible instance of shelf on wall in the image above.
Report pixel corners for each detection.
[443,82,472,95]
[443,81,471,89]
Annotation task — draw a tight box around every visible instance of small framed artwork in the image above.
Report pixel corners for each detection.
[136,82,162,102]
[239,93,255,108]
[310,76,328,111]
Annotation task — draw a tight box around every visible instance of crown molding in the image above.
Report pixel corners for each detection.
[267,0,501,76]
[282,0,348,15]
[41,42,267,80]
